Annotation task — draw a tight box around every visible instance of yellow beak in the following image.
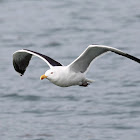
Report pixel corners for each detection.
[40,74,47,80]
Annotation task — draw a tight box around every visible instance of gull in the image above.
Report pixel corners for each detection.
[13,45,140,87]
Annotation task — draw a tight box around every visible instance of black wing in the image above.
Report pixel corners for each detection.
[13,49,63,76]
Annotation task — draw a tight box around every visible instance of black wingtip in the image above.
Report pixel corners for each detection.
[125,53,140,64]
[114,51,140,64]
[13,60,25,76]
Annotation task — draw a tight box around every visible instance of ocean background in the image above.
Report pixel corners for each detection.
[0,0,140,140]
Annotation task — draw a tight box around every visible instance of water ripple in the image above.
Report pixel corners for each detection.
[2,93,42,101]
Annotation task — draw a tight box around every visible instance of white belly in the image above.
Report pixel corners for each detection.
[50,67,86,87]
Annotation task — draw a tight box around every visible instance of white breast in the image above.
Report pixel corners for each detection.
[49,66,85,87]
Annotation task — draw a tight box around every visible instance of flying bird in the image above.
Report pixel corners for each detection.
[13,45,140,87]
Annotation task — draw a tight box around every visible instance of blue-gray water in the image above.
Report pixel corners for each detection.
[0,0,140,140]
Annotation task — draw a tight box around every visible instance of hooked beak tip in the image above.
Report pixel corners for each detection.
[40,74,47,80]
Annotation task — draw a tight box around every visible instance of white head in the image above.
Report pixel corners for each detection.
[40,67,62,82]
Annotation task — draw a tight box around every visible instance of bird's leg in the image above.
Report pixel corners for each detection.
[79,82,89,87]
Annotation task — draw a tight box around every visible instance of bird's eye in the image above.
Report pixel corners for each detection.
[51,72,53,74]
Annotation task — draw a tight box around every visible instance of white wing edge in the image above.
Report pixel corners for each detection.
[67,45,118,66]
[13,49,53,68]
[67,44,140,72]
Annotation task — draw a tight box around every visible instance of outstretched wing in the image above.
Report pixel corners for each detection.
[68,45,140,73]
[13,49,63,76]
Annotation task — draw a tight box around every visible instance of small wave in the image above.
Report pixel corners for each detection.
[2,93,42,101]
[19,133,52,139]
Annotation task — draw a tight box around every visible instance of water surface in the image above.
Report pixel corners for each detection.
[0,0,140,140]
